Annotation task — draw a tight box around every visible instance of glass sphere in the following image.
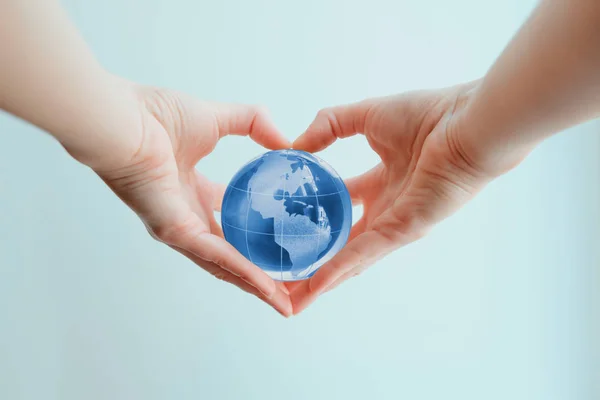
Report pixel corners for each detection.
[221,149,352,281]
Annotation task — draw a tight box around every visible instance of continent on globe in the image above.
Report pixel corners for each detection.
[221,149,352,281]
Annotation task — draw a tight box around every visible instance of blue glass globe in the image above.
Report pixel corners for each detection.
[221,149,352,281]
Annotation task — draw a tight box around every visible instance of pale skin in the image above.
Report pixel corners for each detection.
[1,0,599,316]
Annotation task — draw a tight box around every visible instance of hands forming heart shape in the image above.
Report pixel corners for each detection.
[3,0,600,318]
[84,80,503,317]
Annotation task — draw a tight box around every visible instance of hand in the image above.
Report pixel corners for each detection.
[288,81,527,313]
[67,79,294,317]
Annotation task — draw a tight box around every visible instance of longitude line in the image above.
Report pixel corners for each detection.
[279,151,288,281]
[307,166,321,276]
[244,190,253,263]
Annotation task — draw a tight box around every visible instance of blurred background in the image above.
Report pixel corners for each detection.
[0,0,598,399]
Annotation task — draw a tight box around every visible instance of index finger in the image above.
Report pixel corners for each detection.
[288,231,393,314]
[292,101,373,153]
[308,230,395,295]
[174,245,292,317]
[176,230,278,299]
[213,103,291,150]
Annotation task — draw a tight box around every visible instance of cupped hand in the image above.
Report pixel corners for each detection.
[289,81,522,313]
[71,80,293,316]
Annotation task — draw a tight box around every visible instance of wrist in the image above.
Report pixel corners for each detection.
[449,83,536,178]
[49,72,146,172]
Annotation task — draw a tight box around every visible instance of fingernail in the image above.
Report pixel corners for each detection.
[275,308,289,318]
[283,298,294,317]
[275,303,292,318]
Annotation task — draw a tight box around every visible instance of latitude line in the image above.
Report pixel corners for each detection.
[227,185,344,198]
[222,221,343,236]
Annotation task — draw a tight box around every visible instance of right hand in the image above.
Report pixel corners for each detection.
[289,81,530,313]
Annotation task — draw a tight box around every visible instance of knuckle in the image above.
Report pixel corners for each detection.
[375,222,401,243]
[212,271,230,283]
[351,269,363,279]
[200,247,228,269]
[328,258,345,273]
[210,255,227,269]
[317,108,342,138]
[346,246,364,268]
[231,269,247,281]
[316,108,331,119]
[329,248,361,274]
[252,104,269,117]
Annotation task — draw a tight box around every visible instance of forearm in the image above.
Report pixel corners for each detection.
[0,0,139,168]
[459,0,600,175]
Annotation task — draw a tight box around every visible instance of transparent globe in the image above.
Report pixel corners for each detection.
[221,149,352,281]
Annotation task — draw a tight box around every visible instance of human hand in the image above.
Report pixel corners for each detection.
[288,81,529,313]
[66,79,293,316]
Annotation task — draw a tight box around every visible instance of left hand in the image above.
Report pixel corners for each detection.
[64,78,294,316]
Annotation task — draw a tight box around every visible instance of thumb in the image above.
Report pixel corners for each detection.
[212,103,291,149]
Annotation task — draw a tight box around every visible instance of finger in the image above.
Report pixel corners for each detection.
[211,182,226,212]
[188,173,224,238]
[283,281,304,295]
[345,164,384,203]
[173,246,293,317]
[191,170,224,222]
[289,280,320,315]
[111,155,281,306]
[290,224,378,314]
[308,230,396,294]
[289,259,370,313]
[142,176,277,298]
[312,194,434,295]
[345,177,366,206]
[156,216,277,299]
[213,103,291,149]
[267,284,293,317]
[349,216,367,241]
[278,281,291,296]
[324,263,371,294]
[345,175,370,205]
[209,215,224,238]
[292,101,373,153]
[323,278,344,294]
[190,233,278,298]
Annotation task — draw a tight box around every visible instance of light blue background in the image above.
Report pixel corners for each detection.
[0,0,598,399]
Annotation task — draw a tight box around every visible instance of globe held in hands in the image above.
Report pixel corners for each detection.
[221,150,352,281]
